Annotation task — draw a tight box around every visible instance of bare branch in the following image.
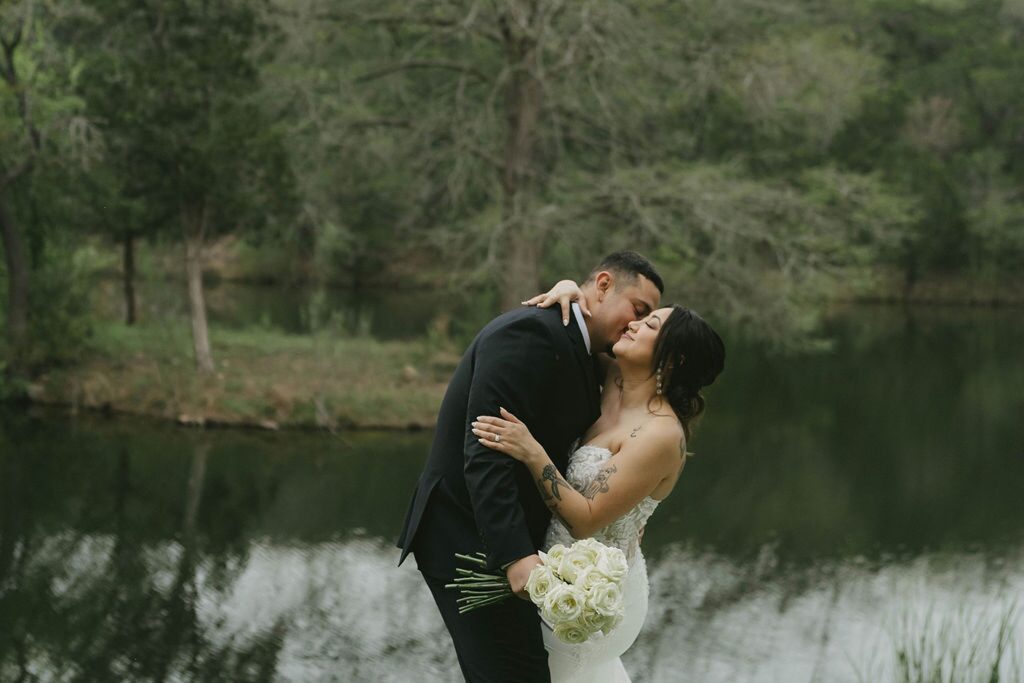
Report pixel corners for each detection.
[0,1,25,55]
[354,60,490,84]
[267,6,502,42]
[0,155,34,191]
[346,118,413,130]
[0,11,42,167]
[269,7,458,28]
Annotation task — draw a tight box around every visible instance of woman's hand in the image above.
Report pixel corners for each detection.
[521,279,589,327]
[472,408,545,464]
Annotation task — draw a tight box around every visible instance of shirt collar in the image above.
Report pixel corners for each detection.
[571,302,591,355]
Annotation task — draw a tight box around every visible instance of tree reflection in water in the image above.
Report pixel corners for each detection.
[0,438,285,682]
[1,306,1022,680]
[2,517,1021,681]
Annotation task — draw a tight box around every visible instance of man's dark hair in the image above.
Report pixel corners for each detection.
[585,250,664,294]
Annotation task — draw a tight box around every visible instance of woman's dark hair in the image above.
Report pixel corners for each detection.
[649,305,725,443]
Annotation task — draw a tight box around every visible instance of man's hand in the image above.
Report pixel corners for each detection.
[505,554,543,599]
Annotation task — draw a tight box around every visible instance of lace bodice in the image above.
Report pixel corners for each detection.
[543,444,660,562]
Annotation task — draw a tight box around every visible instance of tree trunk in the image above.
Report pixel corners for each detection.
[151,441,208,683]
[183,204,215,374]
[0,422,20,585]
[0,195,30,377]
[497,4,544,311]
[183,441,209,533]
[123,232,137,325]
[500,215,542,311]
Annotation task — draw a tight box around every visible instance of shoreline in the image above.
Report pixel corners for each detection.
[18,396,438,432]
[10,271,1024,432]
[18,322,450,432]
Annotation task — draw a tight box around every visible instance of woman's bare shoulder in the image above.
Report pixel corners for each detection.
[631,411,686,470]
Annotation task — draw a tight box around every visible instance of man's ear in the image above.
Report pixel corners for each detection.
[595,271,613,296]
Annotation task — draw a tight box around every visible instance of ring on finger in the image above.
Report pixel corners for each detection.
[494,434,501,443]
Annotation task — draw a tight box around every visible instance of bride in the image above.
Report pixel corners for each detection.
[470,280,726,682]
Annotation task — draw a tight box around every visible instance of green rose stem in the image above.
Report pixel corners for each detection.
[446,552,517,614]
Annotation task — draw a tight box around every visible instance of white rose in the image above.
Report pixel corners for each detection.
[600,613,623,635]
[542,544,567,577]
[525,564,558,606]
[595,546,629,583]
[588,581,623,618]
[560,545,597,583]
[578,608,607,635]
[553,621,590,645]
[575,566,608,593]
[574,538,606,556]
[543,583,586,623]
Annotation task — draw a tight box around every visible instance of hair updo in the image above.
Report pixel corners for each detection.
[649,306,725,442]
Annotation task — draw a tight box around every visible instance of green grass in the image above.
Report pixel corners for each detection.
[32,320,456,429]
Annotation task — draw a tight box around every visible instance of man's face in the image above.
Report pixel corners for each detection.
[594,273,661,355]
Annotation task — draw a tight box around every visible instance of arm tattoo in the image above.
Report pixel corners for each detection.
[580,464,617,500]
[540,464,567,501]
[536,464,574,530]
[630,425,642,438]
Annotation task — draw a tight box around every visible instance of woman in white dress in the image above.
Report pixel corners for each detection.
[470,282,726,682]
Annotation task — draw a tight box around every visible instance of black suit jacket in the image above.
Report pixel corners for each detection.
[396,305,601,577]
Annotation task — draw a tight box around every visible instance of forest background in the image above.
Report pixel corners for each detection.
[2,0,1022,428]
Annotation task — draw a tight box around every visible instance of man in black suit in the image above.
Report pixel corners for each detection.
[397,251,663,682]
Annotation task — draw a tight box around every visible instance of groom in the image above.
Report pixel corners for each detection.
[397,251,663,682]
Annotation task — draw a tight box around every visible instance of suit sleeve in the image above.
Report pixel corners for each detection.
[463,315,558,572]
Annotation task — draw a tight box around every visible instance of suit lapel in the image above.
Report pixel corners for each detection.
[564,313,600,422]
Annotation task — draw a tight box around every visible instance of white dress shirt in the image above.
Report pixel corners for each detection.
[571,302,592,355]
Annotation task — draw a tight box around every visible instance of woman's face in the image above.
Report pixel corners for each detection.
[611,307,674,367]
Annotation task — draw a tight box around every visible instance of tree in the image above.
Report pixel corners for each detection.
[833,0,1024,281]
[1,1,96,382]
[272,0,922,343]
[0,3,43,379]
[77,0,295,372]
[281,0,674,309]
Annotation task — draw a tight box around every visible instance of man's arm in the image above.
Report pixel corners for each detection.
[463,314,559,573]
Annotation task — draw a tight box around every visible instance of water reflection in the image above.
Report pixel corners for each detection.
[7,530,1019,681]
[2,305,1023,680]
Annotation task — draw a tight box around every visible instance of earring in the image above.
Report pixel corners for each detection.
[655,363,663,395]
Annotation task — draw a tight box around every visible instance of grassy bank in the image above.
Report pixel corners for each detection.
[27,321,456,430]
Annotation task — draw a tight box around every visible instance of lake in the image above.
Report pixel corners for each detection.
[1,303,1022,681]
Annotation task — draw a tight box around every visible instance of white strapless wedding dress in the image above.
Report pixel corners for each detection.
[541,444,660,682]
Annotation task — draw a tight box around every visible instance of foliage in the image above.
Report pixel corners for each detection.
[3,0,1024,366]
[0,0,99,381]
[71,0,296,240]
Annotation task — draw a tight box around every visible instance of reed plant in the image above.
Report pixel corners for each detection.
[856,601,1021,683]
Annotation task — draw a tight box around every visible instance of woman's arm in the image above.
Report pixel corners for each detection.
[472,408,680,539]
[522,279,590,326]
[523,279,618,386]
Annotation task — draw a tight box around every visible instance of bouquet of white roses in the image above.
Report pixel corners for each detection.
[526,539,628,643]
[446,538,628,644]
